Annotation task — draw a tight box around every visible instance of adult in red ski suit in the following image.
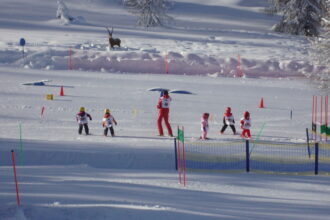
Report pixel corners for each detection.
[157,90,173,136]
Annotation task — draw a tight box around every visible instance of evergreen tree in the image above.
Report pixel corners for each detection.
[123,0,173,27]
[308,1,330,90]
[266,0,290,14]
[273,0,327,36]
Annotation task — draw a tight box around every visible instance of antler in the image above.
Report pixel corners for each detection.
[106,27,112,35]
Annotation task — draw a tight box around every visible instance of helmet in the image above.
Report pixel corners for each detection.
[104,108,110,114]
[163,90,169,96]
[226,107,231,113]
[203,112,210,119]
[80,107,85,112]
[244,111,250,118]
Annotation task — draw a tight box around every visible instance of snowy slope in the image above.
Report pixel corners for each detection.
[0,0,329,220]
[0,0,312,77]
[1,67,328,220]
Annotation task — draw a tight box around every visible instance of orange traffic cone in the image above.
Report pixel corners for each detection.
[259,98,264,108]
[59,86,64,96]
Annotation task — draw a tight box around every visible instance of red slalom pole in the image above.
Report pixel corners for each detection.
[68,47,73,70]
[325,96,328,142]
[327,96,328,142]
[11,150,21,207]
[321,96,323,142]
[312,96,315,140]
[236,54,242,77]
[316,96,318,141]
[165,53,169,74]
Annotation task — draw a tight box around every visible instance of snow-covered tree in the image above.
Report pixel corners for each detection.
[273,0,327,36]
[265,0,290,14]
[56,0,74,24]
[307,1,330,90]
[123,0,140,9]
[123,0,173,27]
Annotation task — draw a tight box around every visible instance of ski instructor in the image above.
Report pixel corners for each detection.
[157,90,173,137]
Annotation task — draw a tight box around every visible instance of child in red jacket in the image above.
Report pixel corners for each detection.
[240,111,251,138]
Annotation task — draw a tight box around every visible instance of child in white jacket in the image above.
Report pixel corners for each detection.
[200,113,210,140]
[102,109,117,136]
[240,111,251,138]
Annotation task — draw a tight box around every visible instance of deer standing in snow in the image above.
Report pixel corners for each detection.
[106,27,121,49]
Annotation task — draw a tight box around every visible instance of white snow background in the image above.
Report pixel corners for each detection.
[0,0,329,219]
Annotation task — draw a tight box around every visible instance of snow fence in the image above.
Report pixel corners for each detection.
[177,140,330,175]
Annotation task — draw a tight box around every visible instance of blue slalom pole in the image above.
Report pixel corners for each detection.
[306,128,311,158]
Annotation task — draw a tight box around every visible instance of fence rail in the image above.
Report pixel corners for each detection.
[176,139,330,175]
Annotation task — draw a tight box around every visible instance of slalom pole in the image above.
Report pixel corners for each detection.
[165,53,169,74]
[22,46,25,62]
[174,138,178,170]
[19,123,24,166]
[11,150,21,207]
[182,126,186,187]
[68,47,73,70]
[41,106,45,118]
[321,96,323,142]
[177,127,181,184]
[306,128,311,158]
[236,54,244,77]
[312,96,315,141]
[249,122,266,156]
[316,96,318,141]
[19,38,26,65]
[326,96,328,142]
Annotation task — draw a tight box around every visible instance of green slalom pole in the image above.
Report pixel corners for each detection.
[19,123,24,166]
[249,122,266,156]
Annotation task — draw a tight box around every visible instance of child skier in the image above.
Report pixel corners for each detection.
[220,107,236,135]
[200,113,210,140]
[76,107,92,135]
[102,108,117,137]
[240,111,251,139]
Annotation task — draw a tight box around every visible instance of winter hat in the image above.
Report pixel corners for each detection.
[80,107,85,112]
[203,112,210,119]
[226,107,231,113]
[244,111,250,119]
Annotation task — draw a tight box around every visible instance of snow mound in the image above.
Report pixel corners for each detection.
[6,46,311,78]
